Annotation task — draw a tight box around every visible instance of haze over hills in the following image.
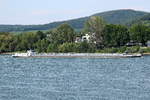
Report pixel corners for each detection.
[0,9,149,32]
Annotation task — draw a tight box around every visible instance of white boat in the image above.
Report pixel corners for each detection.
[12,50,142,58]
[12,50,36,57]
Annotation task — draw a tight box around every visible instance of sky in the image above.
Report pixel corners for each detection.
[0,0,150,25]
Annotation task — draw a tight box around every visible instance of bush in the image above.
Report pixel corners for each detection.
[57,42,96,53]
[47,44,59,53]
[126,46,140,53]
[96,47,118,53]
[140,47,150,53]
[117,46,127,53]
[58,43,77,53]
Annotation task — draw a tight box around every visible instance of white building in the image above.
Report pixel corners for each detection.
[75,37,82,43]
[75,33,97,43]
[147,41,150,47]
[82,34,90,42]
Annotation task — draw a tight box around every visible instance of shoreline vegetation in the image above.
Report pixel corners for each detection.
[0,16,150,55]
[1,47,150,56]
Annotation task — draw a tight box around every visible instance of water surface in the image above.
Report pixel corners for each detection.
[0,55,150,100]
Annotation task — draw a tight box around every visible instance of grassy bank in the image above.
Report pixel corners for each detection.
[96,46,150,54]
[1,46,150,55]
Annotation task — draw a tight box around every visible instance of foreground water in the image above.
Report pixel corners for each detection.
[0,55,150,100]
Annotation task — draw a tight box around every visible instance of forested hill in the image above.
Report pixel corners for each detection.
[93,9,148,25]
[0,9,149,32]
[129,14,150,26]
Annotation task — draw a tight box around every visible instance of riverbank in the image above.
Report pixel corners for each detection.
[143,53,150,56]
[0,52,14,55]
[1,46,150,55]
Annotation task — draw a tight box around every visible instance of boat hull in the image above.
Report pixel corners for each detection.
[12,53,142,58]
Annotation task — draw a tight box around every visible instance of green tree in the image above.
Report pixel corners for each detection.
[130,24,150,46]
[104,24,130,47]
[84,16,106,48]
[58,43,76,53]
[78,42,96,53]
[36,39,49,53]
[14,32,40,51]
[0,33,14,52]
[47,43,59,53]
[36,31,46,40]
[47,23,75,44]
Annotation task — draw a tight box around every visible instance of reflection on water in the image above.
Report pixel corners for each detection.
[0,55,150,100]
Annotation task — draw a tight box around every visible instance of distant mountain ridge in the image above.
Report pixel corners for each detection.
[92,9,148,24]
[129,13,150,26]
[0,9,149,32]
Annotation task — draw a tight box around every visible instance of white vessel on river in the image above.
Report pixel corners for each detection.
[12,50,142,58]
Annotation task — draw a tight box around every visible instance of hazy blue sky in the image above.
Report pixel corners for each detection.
[0,0,149,25]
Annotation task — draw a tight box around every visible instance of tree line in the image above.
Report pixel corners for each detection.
[0,16,150,53]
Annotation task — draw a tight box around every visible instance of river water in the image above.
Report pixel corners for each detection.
[0,55,150,100]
